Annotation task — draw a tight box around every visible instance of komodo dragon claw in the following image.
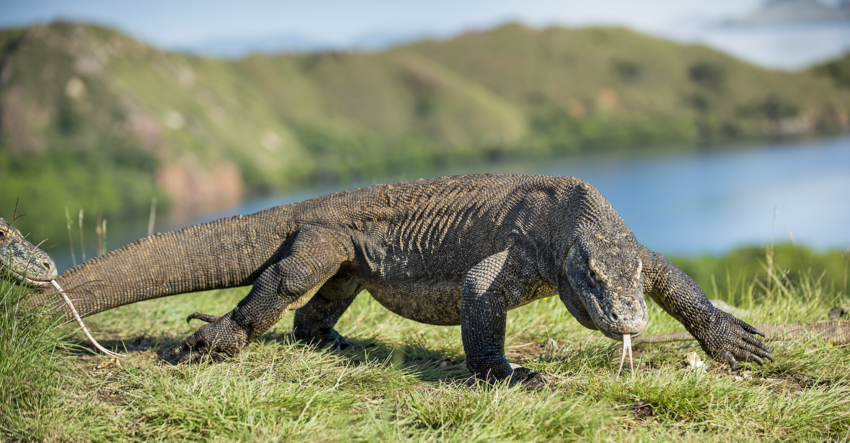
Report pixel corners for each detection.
[186,312,220,324]
[511,367,550,388]
[697,309,774,370]
[169,312,248,363]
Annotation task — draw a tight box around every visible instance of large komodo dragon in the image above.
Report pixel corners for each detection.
[8,173,833,384]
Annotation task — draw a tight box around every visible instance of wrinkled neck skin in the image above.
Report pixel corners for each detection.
[0,217,58,288]
[557,219,648,341]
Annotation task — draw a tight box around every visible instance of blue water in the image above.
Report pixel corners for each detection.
[52,134,850,272]
[536,136,850,255]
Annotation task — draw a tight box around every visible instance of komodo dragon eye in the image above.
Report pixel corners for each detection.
[587,269,598,287]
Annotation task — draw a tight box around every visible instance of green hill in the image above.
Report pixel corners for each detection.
[812,52,850,90]
[1,22,848,242]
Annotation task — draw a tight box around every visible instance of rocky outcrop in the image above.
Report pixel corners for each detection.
[157,158,244,217]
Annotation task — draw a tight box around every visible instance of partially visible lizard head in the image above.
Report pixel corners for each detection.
[562,231,647,340]
[0,217,57,287]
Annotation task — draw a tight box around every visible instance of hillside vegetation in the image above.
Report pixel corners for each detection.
[669,244,850,302]
[1,22,848,242]
[812,52,850,90]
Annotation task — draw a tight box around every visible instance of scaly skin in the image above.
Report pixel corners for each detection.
[0,218,57,287]
[20,174,772,382]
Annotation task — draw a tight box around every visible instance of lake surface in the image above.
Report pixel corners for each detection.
[53,134,850,272]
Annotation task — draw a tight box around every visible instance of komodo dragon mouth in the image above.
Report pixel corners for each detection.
[599,329,642,341]
[8,270,53,287]
[565,234,648,340]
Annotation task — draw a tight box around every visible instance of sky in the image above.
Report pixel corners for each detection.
[0,1,849,69]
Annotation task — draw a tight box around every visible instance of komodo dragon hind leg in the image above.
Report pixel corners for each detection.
[169,229,350,363]
[184,283,363,350]
[294,280,364,351]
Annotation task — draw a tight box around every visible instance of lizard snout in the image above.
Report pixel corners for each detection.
[593,294,648,337]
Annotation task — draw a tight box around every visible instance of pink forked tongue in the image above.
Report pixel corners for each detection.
[616,333,634,379]
[50,280,124,358]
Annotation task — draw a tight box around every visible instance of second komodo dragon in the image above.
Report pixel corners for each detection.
[18,174,774,383]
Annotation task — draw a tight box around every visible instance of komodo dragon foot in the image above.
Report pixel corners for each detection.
[169,312,249,363]
[465,366,550,389]
[693,309,773,369]
[510,367,550,389]
[183,312,371,355]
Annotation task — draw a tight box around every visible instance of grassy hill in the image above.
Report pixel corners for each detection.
[812,52,850,90]
[1,22,848,243]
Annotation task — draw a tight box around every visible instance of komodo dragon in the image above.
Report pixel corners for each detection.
[5,214,845,364]
[10,174,783,383]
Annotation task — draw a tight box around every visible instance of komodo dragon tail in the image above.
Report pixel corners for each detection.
[20,207,295,320]
[635,321,850,346]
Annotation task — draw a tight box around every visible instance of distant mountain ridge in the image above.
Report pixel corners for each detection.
[0,21,848,243]
[729,0,850,25]
[178,28,435,59]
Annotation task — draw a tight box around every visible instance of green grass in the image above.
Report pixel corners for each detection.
[0,270,75,439]
[668,243,850,305]
[812,52,850,90]
[2,259,849,441]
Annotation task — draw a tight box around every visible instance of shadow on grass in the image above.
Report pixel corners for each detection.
[62,329,476,383]
[62,333,178,358]
[264,330,475,384]
[62,328,677,383]
[67,326,840,394]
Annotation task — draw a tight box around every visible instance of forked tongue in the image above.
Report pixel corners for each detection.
[51,280,124,358]
[616,333,634,379]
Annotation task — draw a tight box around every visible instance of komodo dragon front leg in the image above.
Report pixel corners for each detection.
[461,249,548,384]
[640,245,773,369]
[169,229,353,362]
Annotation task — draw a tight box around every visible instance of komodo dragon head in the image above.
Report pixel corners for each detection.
[562,231,647,341]
[0,217,57,287]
